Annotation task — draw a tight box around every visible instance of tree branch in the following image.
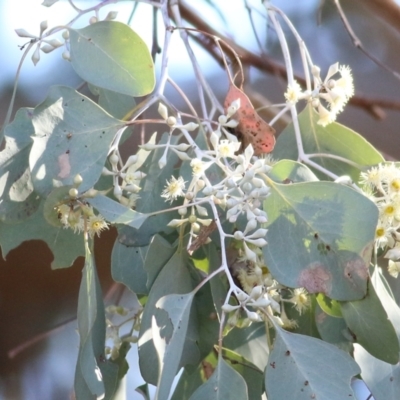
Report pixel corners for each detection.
[177,0,400,120]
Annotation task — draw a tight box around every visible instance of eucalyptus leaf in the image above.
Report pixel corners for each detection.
[263,180,378,300]
[273,104,384,182]
[0,199,84,269]
[224,323,269,372]
[315,303,353,352]
[87,194,147,229]
[371,267,400,340]
[265,326,360,400]
[122,133,179,246]
[144,234,175,289]
[111,238,149,294]
[69,21,155,96]
[354,344,400,400]
[89,84,136,120]
[221,347,264,400]
[154,292,196,400]
[74,242,106,398]
[0,108,40,223]
[138,251,199,385]
[267,159,319,183]
[171,365,205,400]
[190,356,248,400]
[340,280,400,364]
[30,86,124,196]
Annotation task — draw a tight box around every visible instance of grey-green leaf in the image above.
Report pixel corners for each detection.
[87,194,147,229]
[265,326,360,400]
[69,21,155,96]
[354,344,400,400]
[75,243,106,398]
[340,280,400,364]
[0,108,40,223]
[138,251,199,385]
[0,199,84,269]
[267,159,319,183]
[273,104,384,182]
[263,180,378,300]
[154,292,195,400]
[30,86,123,196]
[190,356,248,400]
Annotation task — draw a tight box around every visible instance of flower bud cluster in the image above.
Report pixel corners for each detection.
[102,151,147,208]
[284,63,354,127]
[360,163,400,277]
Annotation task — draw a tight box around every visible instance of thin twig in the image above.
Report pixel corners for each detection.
[332,0,400,80]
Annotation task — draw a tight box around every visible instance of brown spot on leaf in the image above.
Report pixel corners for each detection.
[298,263,332,294]
[344,257,368,282]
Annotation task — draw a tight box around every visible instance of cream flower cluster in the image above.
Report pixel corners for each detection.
[153,100,311,327]
[360,163,400,277]
[102,151,147,208]
[284,63,354,127]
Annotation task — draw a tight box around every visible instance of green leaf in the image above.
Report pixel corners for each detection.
[136,383,151,400]
[0,108,40,223]
[267,160,319,183]
[263,180,378,300]
[74,242,105,398]
[190,356,248,400]
[315,303,353,352]
[284,295,320,338]
[171,365,205,400]
[69,21,155,97]
[144,235,175,289]
[224,323,269,372]
[371,267,400,340]
[87,194,147,229]
[265,326,360,400]
[138,251,199,385]
[154,292,196,400]
[221,348,264,400]
[193,275,220,359]
[340,280,400,364]
[273,104,384,182]
[43,185,72,227]
[316,293,342,318]
[208,243,228,320]
[354,344,400,400]
[111,238,149,295]
[30,86,123,196]
[0,199,84,269]
[89,84,136,120]
[121,133,179,246]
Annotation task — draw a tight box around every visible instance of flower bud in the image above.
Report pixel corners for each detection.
[249,285,263,300]
[178,207,188,216]
[245,309,261,322]
[167,116,176,127]
[62,30,69,40]
[234,231,244,241]
[40,20,48,34]
[89,16,98,24]
[69,188,78,198]
[158,103,168,120]
[105,11,118,20]
[109,153,119,166]
[236,291,248,302]
[31,45,40,66]
[73,174,83,187]
[222,304,240,313]
[62,50,71,61]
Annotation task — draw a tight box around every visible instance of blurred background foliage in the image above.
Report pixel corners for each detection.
[1,0,400,398]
